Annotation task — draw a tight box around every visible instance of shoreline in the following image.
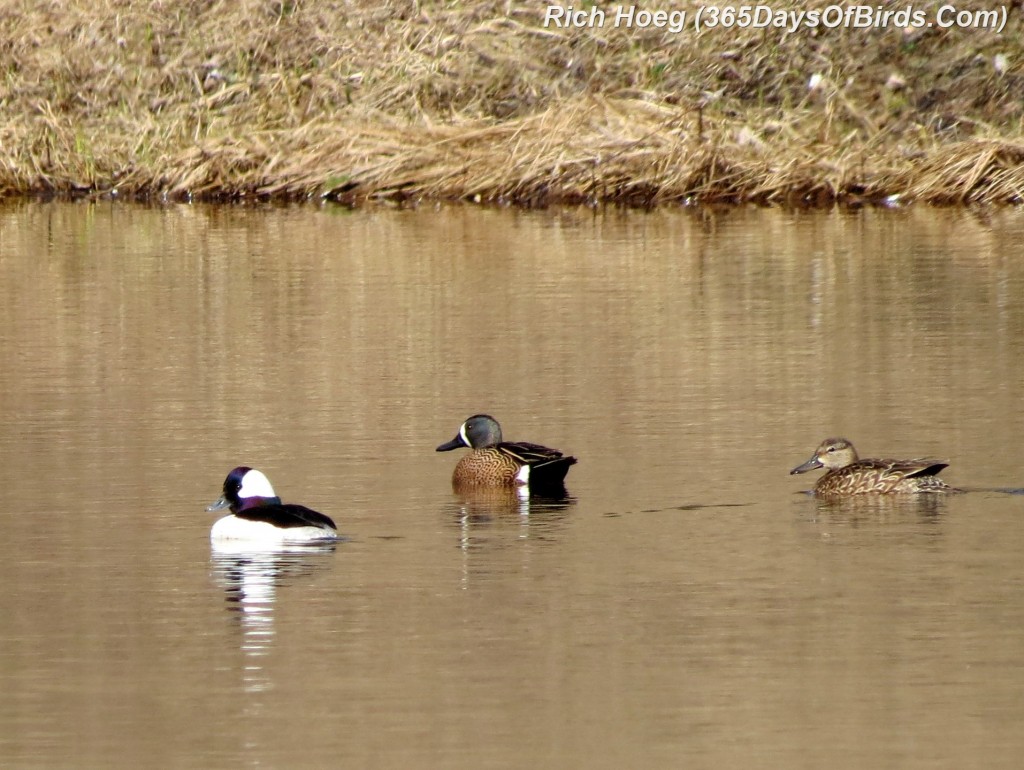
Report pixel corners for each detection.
[2,2,1022,207]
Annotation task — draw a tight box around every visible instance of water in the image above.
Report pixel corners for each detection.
[1,201,1023,767]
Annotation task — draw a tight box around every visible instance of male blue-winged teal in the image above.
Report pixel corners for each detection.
[790,437,958,497]
[436,414,577,491]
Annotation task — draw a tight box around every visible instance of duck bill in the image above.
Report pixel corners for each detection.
[436,434,465,452]
[790,457,823,475]
[206,495,231,512]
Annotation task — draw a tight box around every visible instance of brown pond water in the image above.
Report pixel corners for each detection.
[1,201,1023,768]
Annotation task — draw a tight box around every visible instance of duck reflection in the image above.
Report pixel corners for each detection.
[815,491,944,515]
[447,486,577,550]
[209,541,336,692]
[801,491,949,533]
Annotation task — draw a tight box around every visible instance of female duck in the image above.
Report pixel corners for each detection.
[790,437,957,497]
[207,466,338,543]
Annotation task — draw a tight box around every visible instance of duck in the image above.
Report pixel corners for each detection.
[790,437,958,496]
[206,466,338,543]
[436,414,577,491]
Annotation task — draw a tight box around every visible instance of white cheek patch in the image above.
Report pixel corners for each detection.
[239,469,277,499]
[459,422,471,448]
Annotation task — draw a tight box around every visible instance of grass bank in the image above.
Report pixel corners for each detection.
[2,1,1023,206]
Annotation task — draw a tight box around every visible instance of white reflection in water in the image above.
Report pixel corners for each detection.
[455,486,530,553]
[445,488,577,588]
[210,542,337,693]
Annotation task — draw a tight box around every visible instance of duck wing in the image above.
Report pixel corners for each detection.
[830,458,950,494]
[498,441,577,469]
[236,503,337,531]
[868,458,949,479]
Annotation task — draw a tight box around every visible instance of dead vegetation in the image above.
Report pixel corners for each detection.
[1,0,1023,206]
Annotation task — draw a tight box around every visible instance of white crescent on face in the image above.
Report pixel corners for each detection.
[459,421,471,448]
[239,469,277,499]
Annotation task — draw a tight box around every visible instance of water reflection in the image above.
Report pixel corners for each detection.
[794,492,951,541]
[449,487,575,531]
[445,488,577,589]
[4,203,1024,767]
[209,542,337,692]
[446,487,576,547]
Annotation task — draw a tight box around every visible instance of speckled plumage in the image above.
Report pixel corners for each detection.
[437,414,576,491]
[790,437,958,497]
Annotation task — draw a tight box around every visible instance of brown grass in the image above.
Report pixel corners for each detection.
[2,0,1023,206]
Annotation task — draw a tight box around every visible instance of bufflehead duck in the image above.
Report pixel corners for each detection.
[207,466,338,543]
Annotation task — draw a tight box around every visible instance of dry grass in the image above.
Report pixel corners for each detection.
[1,0,1023,206]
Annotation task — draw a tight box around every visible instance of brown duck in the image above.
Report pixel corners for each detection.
[436,414,576,491]
[790,437,958,496]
